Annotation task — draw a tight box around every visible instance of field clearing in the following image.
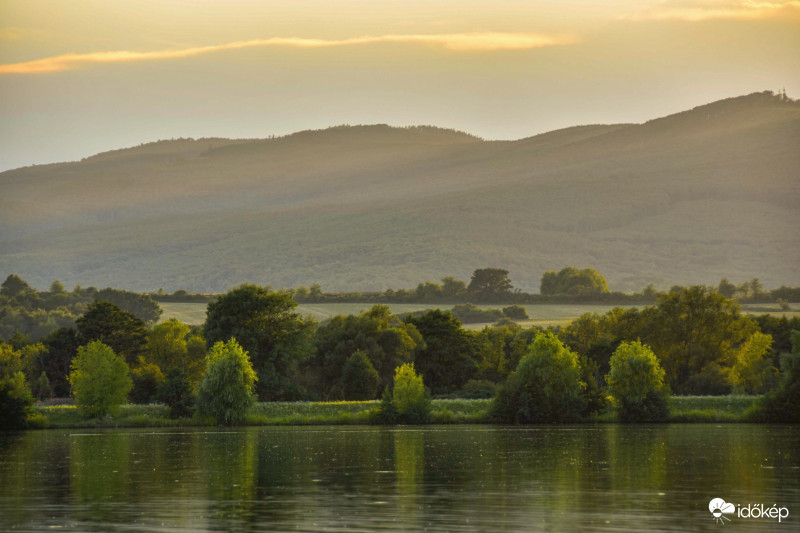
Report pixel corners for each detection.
[159,301,799,328]
[158,302,634,328]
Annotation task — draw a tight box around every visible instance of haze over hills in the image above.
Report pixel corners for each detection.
[1,91,798,293]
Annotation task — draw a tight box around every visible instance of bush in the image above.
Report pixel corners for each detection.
[0,343,35,430]
[451,303,504,324]
[195,339,257,425]
[606,341,669,422]
[378,363,431,423]
[0,371,34,430]
[129,357,165,404]
[502,305,529,320]
[753,330,800,423]
[460,379,497,399]
[341,350,381,400]
[491,331,586,423]
[69,341,133,418]
[157,367,194,418]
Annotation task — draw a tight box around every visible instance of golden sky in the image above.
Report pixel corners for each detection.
[1,0,798,169]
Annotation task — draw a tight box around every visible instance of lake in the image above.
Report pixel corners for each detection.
[1,425,797,532]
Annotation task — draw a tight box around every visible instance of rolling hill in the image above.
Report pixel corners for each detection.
[1,91,798,293]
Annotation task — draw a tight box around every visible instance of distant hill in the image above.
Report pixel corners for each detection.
[1,91,798,293]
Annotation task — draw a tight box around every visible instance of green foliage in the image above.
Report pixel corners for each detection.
[467,268,513,303]
[540,267,609,296]
[450,303,503,324]
[754,330,800,423]
[95,288,162,324]
[310,304,419,398]
[404,310,477,394]
[459,379,497,399]
[390,363,431,423]
[729,332,778,394]
[638,286,756,394]
[195,339,257,425]
[341,350,381,400]
[204,284,314,400]
[502,305,528,320]
[0,342,35,429]
[147,319,205,388]
[41,327,80,397]
[69,341,133,418]
[157,367,195,418]
[76,301,148,365]
[129,357,165,404]
[1,274,33,298]
[491,331,586,423]
[606,341,669,422]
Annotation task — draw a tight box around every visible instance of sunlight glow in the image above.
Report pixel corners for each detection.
[0,32,577,75]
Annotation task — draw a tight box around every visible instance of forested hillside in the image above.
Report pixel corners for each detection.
[1,91,798,292]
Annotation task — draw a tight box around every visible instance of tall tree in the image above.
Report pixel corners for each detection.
[467,268,513,303]
[405,310,477,394]
[204,284,314,400]
[75,301,148,365]
[540,266,609,296]
[1,274,33,299]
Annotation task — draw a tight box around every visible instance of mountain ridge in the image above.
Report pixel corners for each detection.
[1,91,798,292]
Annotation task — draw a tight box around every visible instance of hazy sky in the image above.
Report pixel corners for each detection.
[1,0,798,171]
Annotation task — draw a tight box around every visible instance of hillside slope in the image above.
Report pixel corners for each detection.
[1,92,798,292]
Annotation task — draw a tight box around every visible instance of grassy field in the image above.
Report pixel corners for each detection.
[159,301,637,328]
[33,396,761,429]
[159,300,797,330]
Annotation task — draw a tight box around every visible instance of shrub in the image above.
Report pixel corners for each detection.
[195,339,257,425]
[0,343,35,429]
[157,367,194,418]
[341,350,381,400]
[491,331,586,423]
[68,341,133,418]
[129,357,165,404]
[753,330,800,423]
[460,379,497,399]
[606,341,669,422]
[379,363,431,423]
[502,305,529,320]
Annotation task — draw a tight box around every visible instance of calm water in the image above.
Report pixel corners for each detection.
[1,425,798,532]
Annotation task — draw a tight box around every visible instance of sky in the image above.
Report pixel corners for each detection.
[1,0,799,172]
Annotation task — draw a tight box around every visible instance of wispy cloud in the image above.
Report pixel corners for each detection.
[626,0,800,21]
[0,32,577,75]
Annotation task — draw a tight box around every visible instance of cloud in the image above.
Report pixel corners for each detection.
[0,32,577,75]
[625,0,800,21]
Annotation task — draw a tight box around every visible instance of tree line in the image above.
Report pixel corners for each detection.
[2,277,799,428]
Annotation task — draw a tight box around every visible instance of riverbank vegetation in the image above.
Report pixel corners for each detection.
[2,271,799,429]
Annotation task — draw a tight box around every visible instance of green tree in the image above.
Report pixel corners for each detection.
[49,280,66,294]
[729,332,778,394]
[390,363,431,423]
[1,274,33,299]
[0,342,35,429]
[717,278,736,299]
[157,367,194,418]
[341,350,381,400]
[440,276,467,301]
[540,266,609,296]
[753,330,800,423]
[76,301,148,365]
[606,341,669,422]
[639,286,756,394]
[467,268,513,303]
[69,341,133,418]
[204,284,314,400]
[129,356,165,404]
[491,331,587,423]
[95,288,162,324]
[405,310,477,394]
[41,327,80,397]
[196,339,257,425]
[147,319,205,387]
[310,305,420,398]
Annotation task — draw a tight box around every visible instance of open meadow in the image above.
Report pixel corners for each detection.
[159,300,798,329]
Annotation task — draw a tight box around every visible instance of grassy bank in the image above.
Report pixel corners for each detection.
[31,396,761,429]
